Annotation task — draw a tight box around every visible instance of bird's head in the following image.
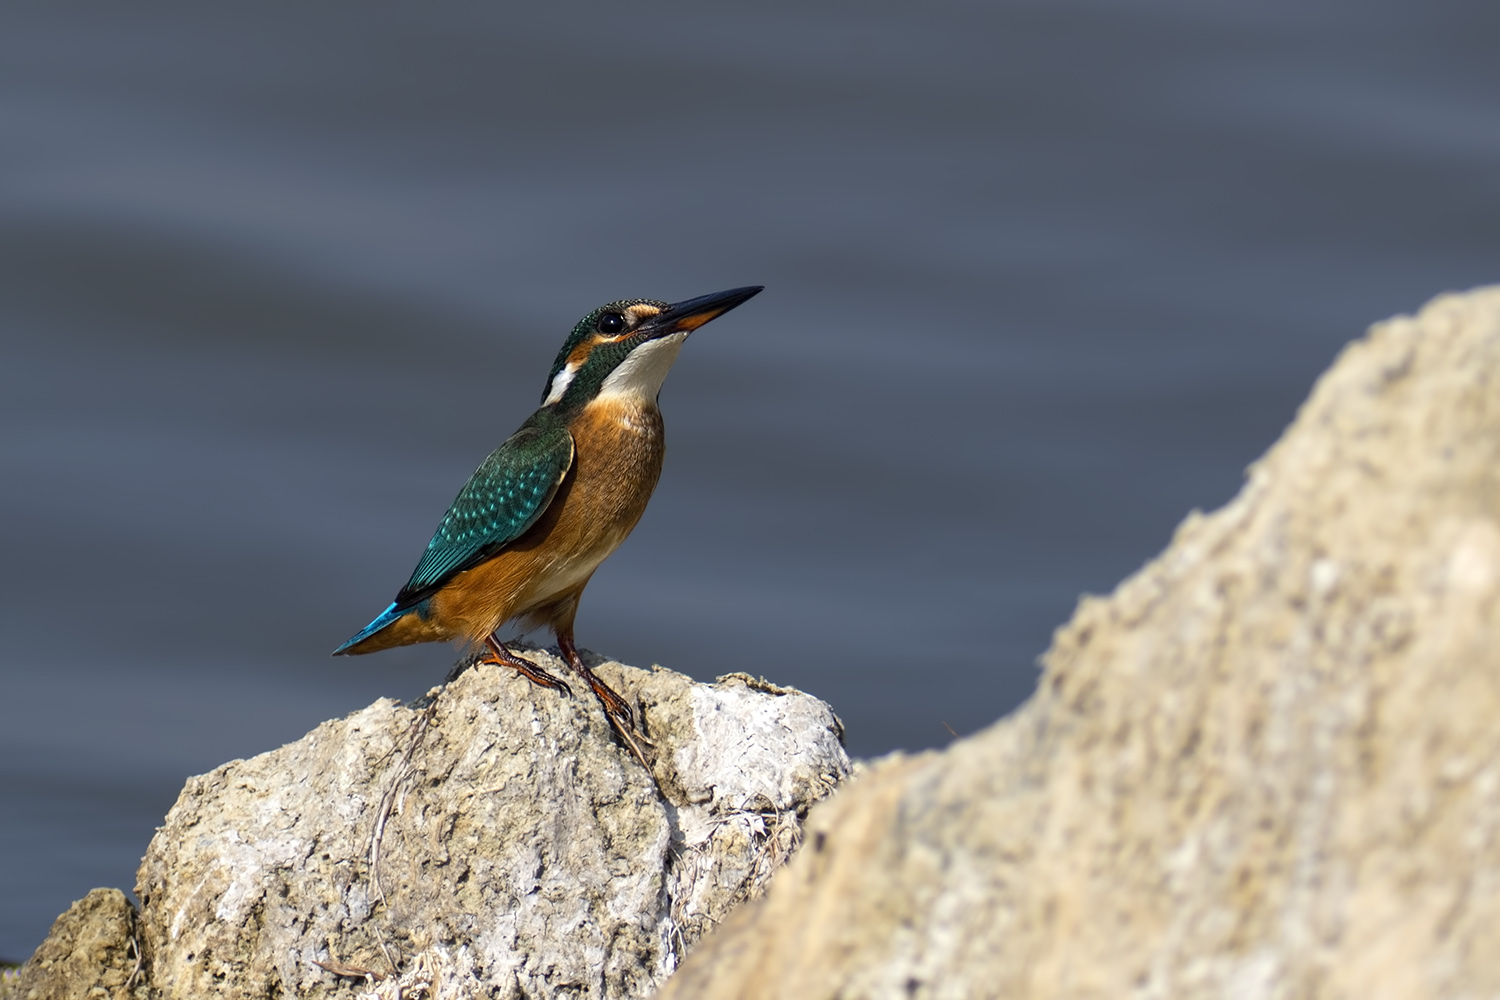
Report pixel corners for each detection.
[540,286,763,410]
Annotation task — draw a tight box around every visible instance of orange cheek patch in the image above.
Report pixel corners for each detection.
[568,340,599,368]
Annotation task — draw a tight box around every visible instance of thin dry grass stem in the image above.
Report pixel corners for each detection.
[357,950,436,1000]
[363,694,440,982]
[609,714,653,770]
[125,920,144,992]
[369,702,437,900]
[313,955,379,984]
[665,805,808,957]
[743,809,802,898]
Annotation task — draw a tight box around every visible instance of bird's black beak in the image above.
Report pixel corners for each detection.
[642,285,764,338]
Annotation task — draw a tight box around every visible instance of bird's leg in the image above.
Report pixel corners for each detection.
[477,635,573,696]
[555,632,634,723]
[556,630,654,765]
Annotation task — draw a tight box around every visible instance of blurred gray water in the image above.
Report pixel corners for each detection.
[2,0,1498,960]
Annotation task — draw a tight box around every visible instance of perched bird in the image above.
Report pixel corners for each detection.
[335,286,763,755]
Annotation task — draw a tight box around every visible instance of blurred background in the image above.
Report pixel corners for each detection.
[3,0,1498,961]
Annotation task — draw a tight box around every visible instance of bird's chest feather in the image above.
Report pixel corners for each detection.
[511,399,666,598]
[562,399,666,537]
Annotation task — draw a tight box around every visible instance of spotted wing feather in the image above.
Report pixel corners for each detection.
[394,419,575,608]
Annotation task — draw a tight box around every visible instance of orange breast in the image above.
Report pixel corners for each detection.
[429,398,666,643]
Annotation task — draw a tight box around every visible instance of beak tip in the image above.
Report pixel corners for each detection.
[657,284,765,333]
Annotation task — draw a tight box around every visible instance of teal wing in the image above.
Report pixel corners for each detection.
[394,418,575,608]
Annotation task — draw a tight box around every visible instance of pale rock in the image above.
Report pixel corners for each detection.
[117,654,848,1000]
[658,286,1500,1000]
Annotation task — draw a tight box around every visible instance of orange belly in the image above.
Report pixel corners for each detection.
[428,398,666,644]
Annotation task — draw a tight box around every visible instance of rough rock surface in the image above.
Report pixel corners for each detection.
[85,653,845,1000]
[0,889,145,1000]
[658,286,1500,1000]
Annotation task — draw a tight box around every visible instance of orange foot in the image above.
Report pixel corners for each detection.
[478,635,574,696]
[557,634,655,766]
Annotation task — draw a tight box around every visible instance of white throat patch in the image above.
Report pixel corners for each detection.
[596,333,689,403]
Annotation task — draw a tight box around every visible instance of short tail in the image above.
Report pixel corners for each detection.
[333,602,410,656]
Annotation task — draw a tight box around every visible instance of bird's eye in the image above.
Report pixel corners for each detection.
[597,312,626,335]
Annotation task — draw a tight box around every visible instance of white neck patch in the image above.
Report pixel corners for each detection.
[596,333,688,403]
[543,363,579,406]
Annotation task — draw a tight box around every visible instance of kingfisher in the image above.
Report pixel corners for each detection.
[335,285,763,759]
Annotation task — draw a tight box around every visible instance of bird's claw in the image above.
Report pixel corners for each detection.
[555,641,655,767]
[478,637,575,696]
